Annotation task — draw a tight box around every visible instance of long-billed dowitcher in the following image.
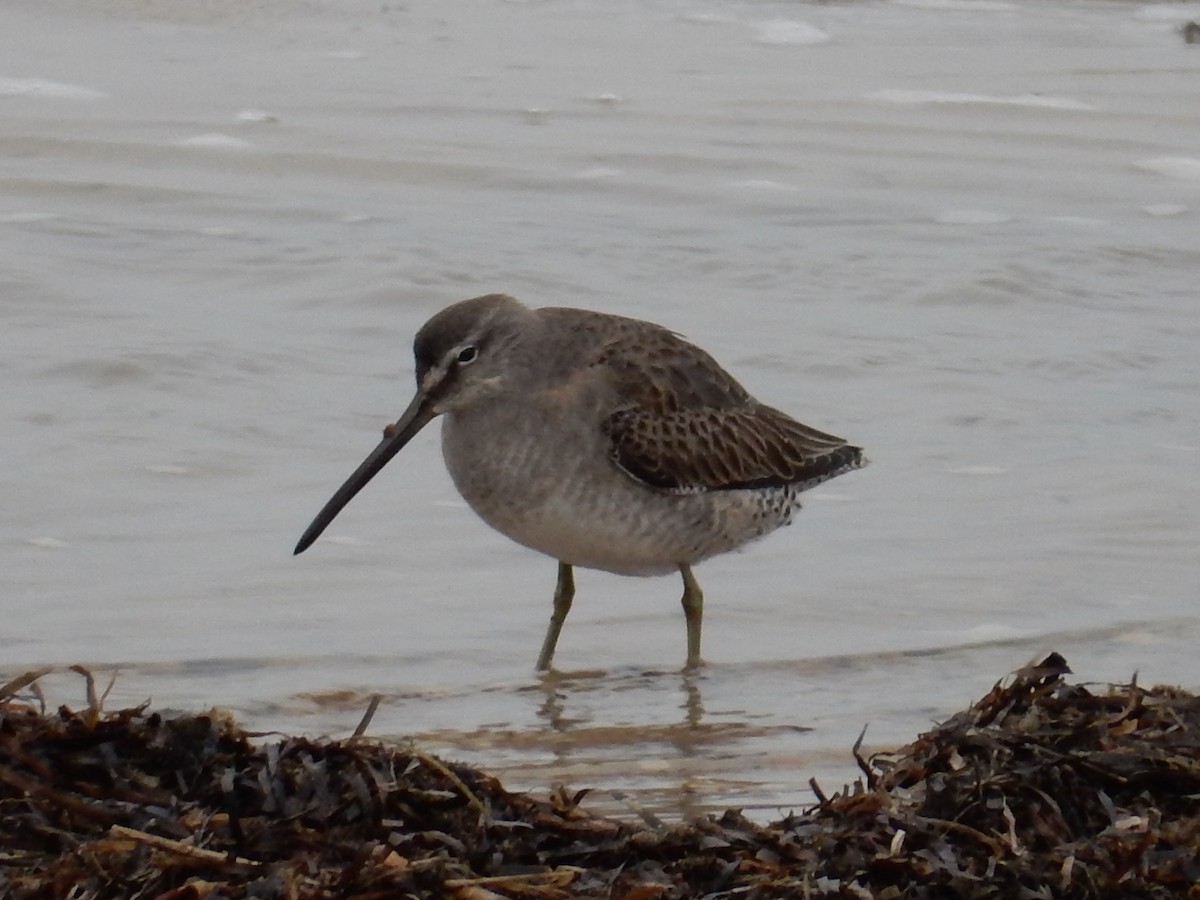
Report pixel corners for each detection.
[295,294,866,670]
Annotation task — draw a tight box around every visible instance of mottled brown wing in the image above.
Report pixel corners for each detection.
[605,404,863,492]
[592,324,864,492]
[581,313,754,413]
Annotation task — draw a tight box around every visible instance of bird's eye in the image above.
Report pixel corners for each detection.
[455,345,479,365]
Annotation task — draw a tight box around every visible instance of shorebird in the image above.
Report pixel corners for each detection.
[295,294,866,670]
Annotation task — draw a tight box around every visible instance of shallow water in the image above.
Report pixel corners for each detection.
[3,0,1198,819]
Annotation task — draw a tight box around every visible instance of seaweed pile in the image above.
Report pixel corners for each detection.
[2,654,1199,898]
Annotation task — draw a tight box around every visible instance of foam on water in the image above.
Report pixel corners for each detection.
[892,0,1017,10]
[177,133,255,150]
[1133,4,1200,22]
[753,20,831,45]
[868,89,1095,110]
[0,75,108,99]
[934,209,1014,225]
[1134,157,1200,181]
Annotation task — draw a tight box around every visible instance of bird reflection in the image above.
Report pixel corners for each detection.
[533,668,706,736]
[525,667,715,820]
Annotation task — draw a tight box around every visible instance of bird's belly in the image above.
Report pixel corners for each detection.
[440,413,796,576]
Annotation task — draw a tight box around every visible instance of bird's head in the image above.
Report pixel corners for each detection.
[293,293,533,554]
[412,293,532,414]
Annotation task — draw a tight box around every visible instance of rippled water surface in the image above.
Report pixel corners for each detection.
[4,0,1198,819]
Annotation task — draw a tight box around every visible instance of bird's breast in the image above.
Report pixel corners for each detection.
[438,403,797,576]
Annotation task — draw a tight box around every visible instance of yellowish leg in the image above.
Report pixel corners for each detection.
[680,564,704,668]
[536,562,575,671]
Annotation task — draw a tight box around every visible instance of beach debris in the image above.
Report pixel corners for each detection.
[2,653,1199,898]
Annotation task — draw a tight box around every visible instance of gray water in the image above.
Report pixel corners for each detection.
[3,0,1198,819]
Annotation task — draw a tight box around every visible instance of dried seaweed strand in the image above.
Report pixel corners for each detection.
[0,668,54,701]
[443,869,580,888]
[69,664,100,714]
[110,824,260,867]
[913,815,1007,854]
[414,748,485,813]
[0,763,120,826]
[352,693,383,738]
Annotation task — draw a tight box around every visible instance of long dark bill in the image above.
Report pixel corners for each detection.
[294,391,435,555]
